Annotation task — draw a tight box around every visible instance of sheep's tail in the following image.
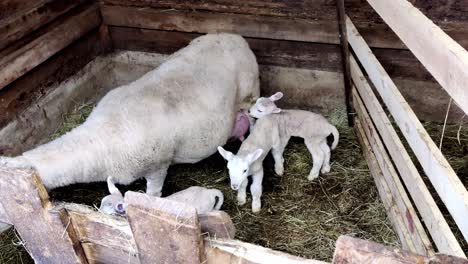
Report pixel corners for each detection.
[330,125,339,150]
[212,189,224,210]
[0,156,33,169]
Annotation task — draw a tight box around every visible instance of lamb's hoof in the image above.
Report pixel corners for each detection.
[275,166,284,176]
[252,201,261,213]
[321,165,331,174]
[307,173,319,181]
[237,197,246,206]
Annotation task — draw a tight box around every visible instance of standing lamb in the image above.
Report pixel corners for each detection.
[0,33,260,197]
[218,110,339,212]
[100,176,224,215]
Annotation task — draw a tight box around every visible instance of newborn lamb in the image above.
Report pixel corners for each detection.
[218,109,339,212]
[100,176,224,215]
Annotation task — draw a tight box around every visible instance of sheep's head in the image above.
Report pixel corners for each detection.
[217,146,263,190]
[248,91,283,119]
[100,176,127,215]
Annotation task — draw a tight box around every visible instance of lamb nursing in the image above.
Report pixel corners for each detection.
[0,33,260,196]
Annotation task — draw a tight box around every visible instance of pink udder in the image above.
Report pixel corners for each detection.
[230,112,250,142]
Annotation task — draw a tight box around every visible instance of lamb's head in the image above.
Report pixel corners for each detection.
[218,146,263,190]
[248,92,283,119]
[100,176,127,215]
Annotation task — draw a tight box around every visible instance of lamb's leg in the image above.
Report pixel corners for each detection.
[237,179,248,206]
[320,140,331,174]
[305,139,324,181]
[250,169,264,213]
[272,136,290,176]
[145,165,170,197]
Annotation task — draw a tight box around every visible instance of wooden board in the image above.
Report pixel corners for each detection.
[0,0,91,50]
[0,168,86,263]
[0,3,100,90]
[81,242,140,264]
[365,0,468,116]
[351,56,465,257]
[347,16,468,243]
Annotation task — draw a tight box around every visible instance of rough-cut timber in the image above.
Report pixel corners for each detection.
[0,168,86,263]
[351,56,464,257]
[0,3,101,90]
[0,0,91,50]
[125,192,203,264]
[199,211,235,239]
[333,236,468,264]
[347,16,468,243]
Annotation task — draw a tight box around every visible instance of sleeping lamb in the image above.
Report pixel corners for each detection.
[218,109,339,212]
[0,33,260,196]
[100,176,223,215]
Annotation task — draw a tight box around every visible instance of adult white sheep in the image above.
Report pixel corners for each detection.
[0,33,260,196]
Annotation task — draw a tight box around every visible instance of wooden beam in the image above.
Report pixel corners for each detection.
[350,56,465,257]
[0,168,87,263]
[0,3,100,91]
[81,243,140,264]
[336,0,353,126]
[332,236,468,264]
[347,16,468,243]
[353,92,433,256]
[204,239,327,264]
[365,0,468,115]
[0,0,91,51]
[101,5,338,44]
[199,211,235,239]
[125,192,204,264]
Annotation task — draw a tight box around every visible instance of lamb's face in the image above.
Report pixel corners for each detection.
[226,157,251,190]
[99,195,126,215]
[248,92,283,119]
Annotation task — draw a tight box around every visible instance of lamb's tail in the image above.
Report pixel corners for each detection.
[330,125,339,150]
[0,156,33,169]
[212,189,224,211]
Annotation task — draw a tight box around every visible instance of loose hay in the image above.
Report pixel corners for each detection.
[5,103,467,262]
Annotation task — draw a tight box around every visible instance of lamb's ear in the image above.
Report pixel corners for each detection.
[246,149,264,164]
[217,146,234,161]
[269,92,283,101]
[272,107,282,114]
[107,176,122,196]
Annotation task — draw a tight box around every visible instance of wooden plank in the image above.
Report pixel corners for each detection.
[199,211,235,239]
[0,0,90,50]
[125,192,203,264]
[355,119,417,252]
[332,235,468,264]
[347,16,468,243]
[354,90,434,256]
[365,0,468,116]
[0,3,100,91]
[0,168,87,263]
[336,0,353,126]
[109,27,342,72]
[81,243,140,264]
[0,0,45,22]
[101,5,339,44]
[350,56,465,257]
[204,238,327,264]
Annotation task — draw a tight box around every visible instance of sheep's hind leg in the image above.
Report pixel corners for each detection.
[250,169,264,213]
[145,164,170,197]
[305,138,324,181]
[237,179,248,206]
[320,140,331,174]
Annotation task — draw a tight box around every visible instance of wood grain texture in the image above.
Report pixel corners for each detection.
[0,3,100,90]
[0,168,86,263]
[81,243,140,264]
[199,211,235,239]
[125,192,203,264]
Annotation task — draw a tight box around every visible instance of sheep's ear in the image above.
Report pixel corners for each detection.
[107,176,122,196]
[269,92,283,101]
[218,146,234,161]
[246,149,264,164]
[272,107,282,114]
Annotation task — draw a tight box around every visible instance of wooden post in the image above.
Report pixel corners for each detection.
[336,0,353,126]
[0,168,87,263]
[125,191,204,264]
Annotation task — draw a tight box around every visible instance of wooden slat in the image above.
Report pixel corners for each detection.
[350,56,465,257]
[199,211,235,239]
[0,0,46,22]
[81,243,140,264]
[353,91,433,256]
[0,3,100,91]
[101,5,339,44]
[204,238,327,264]
[347,16,468,243]
[125,192,203,264]
[365,0,468,115]
[0,0,90,50]
[0,168,86,263]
